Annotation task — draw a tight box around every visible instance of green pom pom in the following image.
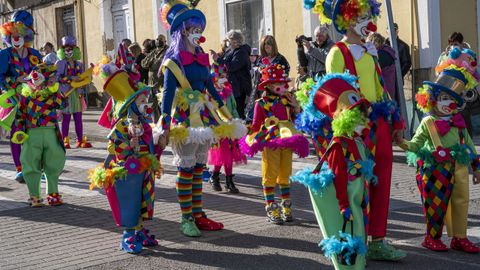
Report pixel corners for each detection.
[331,107,367,137]
[295,78,315,107]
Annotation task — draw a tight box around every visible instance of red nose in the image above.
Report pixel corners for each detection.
[146,107,153,114]
[472,61,477,67]
[199,36,206,43]
[13,36,19,42]
[448,103,457,110]
[367,22,377,33]
[32,71,39,80]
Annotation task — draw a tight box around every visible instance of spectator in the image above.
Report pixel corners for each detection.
[211,30,252,119]
[259,35,290,74]
[297,25,334,79]
[386,23,411,80]
[143,34,168,89]
[142,34,168,121]
[294,65,309,91]
[41,42,58,65]
[142,38,155,55]
[245,47,261,122]
[128,42,148,84]
[368,33,397,101]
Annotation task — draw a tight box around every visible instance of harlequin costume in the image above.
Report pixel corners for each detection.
[398,67,480,253]
[292,72,375,270]
[0,10,42,183]
[159,0,247,237]
[11,65,65,207]
[88,69,160,253]
[55,36,92,149]
[304,0,406,260]
[240,62,309,224]
[208,64,247,193]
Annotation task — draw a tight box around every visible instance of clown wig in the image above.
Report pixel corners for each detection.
[305,0,381,33]
[0,21,34,47]
[57,47,82,61]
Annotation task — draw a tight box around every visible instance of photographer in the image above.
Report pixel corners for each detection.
[296,25,334,79]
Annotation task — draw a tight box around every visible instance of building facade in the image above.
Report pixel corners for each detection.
[1,0,480,104]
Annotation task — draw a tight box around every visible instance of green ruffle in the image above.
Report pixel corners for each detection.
[407,144,474,167]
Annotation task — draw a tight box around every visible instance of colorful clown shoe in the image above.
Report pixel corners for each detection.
[137,228,158,247]
[75,136,92,148]
[195,214,224,231]
[280,200,293,223]
[421,235,448,252]
[63,136,71,149]
[366,240,407,261]
[451,237,480,253]
[28,196,44,207]
[265,202,283,225]
[120,230,143,254]
[181,216,201,237]
[47,193,63,206]
[15,166,24,183]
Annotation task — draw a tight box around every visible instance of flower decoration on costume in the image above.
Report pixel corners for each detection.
[305,0,381,34]
[29,55,39,66]
[432,146,452,163]
[125,157,141,174]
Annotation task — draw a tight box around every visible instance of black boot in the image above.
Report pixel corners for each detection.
[209,171,222,191]
[225,175,239,194]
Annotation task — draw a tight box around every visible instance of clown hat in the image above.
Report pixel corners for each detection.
[161,0,206,34]
[303,0,381,34]
[423,67,473,107]
[311,73,369,118]
[61,36,77,48]
[0,10,35,47]
[103,70,150,117]
[258,62,291,91]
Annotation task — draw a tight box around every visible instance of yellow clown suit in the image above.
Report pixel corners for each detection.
[398,67,480,253]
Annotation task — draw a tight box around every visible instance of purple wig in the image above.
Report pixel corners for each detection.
[161,16,206,76]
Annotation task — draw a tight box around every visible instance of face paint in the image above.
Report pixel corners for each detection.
[138,103,153,116]
[354,15,376,38]
[435,98,457,115]
[217,78,228,85]
[29,71,45,89]
[12,36,24,49]
[271,83,289,96]
[65,48,74,58]
[187,27,205,47]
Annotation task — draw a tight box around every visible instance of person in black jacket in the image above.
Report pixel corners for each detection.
[211,30,252,119]
[296,25,334,79]
[259,35,290,74]
[386,23,412,80]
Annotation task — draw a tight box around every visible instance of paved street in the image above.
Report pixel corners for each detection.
[0,109,479,270]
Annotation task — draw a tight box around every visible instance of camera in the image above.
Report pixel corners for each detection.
[295,35,313,45]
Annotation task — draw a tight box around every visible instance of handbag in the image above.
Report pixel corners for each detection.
[338,219,357,266]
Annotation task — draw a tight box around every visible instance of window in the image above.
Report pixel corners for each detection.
[225,0,264,48]
[62,6,76,37]
[221,0,272,49]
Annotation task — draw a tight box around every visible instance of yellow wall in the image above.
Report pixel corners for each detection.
[272,0,304,77]
[133,1,155,45]
[197,1,222,56]
[82,1,104,92]
[440,0,478,51]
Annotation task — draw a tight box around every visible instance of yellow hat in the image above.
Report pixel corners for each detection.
[103,70,136,102]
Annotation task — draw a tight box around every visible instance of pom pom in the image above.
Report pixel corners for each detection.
[320,231,367,266]
[304,0,316,9]
[290,163,334,194]
[449,47,462,59]
[331,107,368,137]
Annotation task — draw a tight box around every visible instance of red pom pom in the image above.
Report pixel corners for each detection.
[199,36,206,43]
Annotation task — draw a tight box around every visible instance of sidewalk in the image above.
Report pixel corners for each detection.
[0,109,479,270]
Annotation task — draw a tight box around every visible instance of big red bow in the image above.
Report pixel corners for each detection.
[180,51,210,66]
[434,114,466,136]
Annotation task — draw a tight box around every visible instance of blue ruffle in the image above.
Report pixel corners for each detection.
[320,231,367,266]
[369,100,401,123]
[294,108,332,136]
[290,163,334,194]
[358,159,378,185]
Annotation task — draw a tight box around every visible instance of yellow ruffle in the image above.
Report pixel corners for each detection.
[170,125,189,144]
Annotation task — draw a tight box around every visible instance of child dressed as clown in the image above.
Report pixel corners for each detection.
[240,61,309,224]
[304,0,406,260]
[396,67,480,253]
[292,72,375,270]
[89,67,160,254]
[56,36,92,149]
[208,64,247,193]
[12,65,66,206]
